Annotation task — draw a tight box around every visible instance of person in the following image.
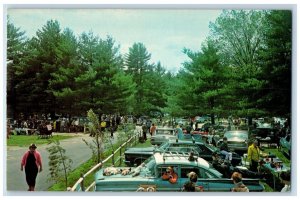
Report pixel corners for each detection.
[219,137,232,162]
[142,123,148,140]
[231,172,249,192]
[162,166,178,184]
[21,144,42,191]
[182,171,203,192]
[247,140,260,172]
[150,123,156,136]
[176,126,184,140]
[280,170,291,192]
[212,151,232,178]
[212,152,263,179]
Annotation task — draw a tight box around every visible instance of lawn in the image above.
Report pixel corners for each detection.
[7,134,74,147]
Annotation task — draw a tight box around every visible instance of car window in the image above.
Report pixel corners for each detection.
[199,167,220,178]
[169,143,201,153]
[157,166,178,178]
[181,166,200,178]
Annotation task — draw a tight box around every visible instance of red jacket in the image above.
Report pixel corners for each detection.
[21,150,42,169]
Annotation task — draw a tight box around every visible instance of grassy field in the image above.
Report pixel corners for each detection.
[7,134,75,147]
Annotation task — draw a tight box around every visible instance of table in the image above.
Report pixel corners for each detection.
[262,158,289,190]
[14,128,37,135]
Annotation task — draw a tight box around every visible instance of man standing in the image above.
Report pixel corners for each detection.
[247,140,260,172]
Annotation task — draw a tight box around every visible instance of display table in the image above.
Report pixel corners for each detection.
[262,158,289,190]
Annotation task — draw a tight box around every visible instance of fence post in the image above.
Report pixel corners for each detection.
[80,173,85,192]
[119,146,122,166]
[112,151,115,166]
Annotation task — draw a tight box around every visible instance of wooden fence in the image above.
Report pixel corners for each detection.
[70,130,140,192]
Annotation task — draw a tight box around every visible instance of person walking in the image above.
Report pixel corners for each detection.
[142,123,148,140]
[150,123,156,136]
[247,140,260,172]
[231,172,249,192]
[21,143,42,191]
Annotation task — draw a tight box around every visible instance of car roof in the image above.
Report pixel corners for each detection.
[153,152,210,168]
[225,130,249,134]
[168,139,205,145]
[156,127,175,131]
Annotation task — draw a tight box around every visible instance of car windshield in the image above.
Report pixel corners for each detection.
[203,142,218,152]
[156,129,173,135]
[157,142,169,151]
[141,156,156,176]
[225,132,248,140]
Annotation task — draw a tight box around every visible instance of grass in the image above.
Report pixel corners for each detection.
[7,134,75,147]
[47,133,138,191]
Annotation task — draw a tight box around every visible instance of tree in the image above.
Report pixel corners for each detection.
[6,17,27,118]
[178,40,230,123]
[209,10,264,68]
[76,32,134,115]
[258,10,292,117]
[125,43,168,116]
[48,28,82,116]
[47,139,73,190]
[209,10,267,119]
[125,42,152,116]
[82,109,104,163]
[12,20,63,117]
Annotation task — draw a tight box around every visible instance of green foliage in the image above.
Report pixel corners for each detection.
[257,10,292,117]
[84,109,103,163]
[125,43,168,116]
[46,139,73,190]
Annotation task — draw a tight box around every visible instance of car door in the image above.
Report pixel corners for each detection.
[198,167,233,192]
[154,165,182,191]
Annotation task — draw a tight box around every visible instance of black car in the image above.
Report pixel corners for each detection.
[124,139,242,167]
[252,123,278,144]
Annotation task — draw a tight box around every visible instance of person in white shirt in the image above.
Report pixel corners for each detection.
[280,170,291,192]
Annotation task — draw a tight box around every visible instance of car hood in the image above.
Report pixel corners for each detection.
[227,137,247,142]
[125,147,156,154]
[96,166,149,180]
[151,134,176,138]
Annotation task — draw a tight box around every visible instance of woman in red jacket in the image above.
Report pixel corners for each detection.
[21,143,43,191]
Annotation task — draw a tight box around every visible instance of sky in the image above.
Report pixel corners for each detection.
[7,8,222,74]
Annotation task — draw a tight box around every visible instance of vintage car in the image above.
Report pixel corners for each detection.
[279,134,291,157]
[124,139,242,167]
[94,152,264,192]
[217,130,249,154]
[150,127,177,145]
[251,123,277,144]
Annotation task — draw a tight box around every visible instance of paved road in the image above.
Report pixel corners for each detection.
[6,132,120,192]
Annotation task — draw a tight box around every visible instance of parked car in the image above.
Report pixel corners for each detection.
[125,139,242,167]
[150,127,177,145]
[252,123,277,144]
[279,134,291,158]
[218,130,249,154]
[94,152,264,192]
